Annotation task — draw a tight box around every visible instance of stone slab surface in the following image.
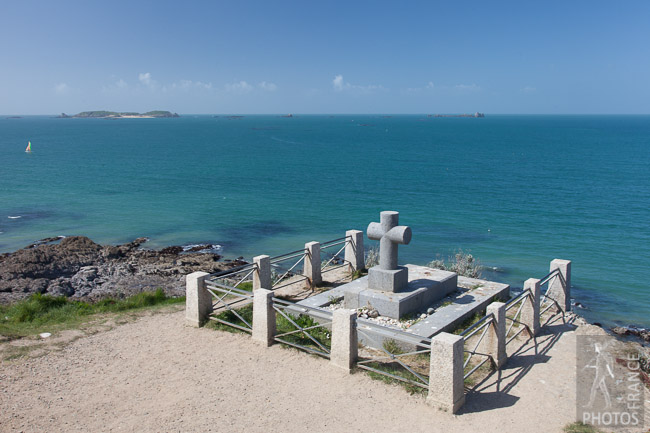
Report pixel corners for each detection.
[407,276,510,339]
[343,264,458,319]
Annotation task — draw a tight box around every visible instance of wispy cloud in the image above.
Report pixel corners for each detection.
[178,80,212,90]
[138,72,155,88]
[521,85,536,94]
[225,80,253,94]
[115,79,128,89]
[54,83,69,94]
[258,81,277,92]
[454,83,480,92]
[332,74,385,93]
[426,81,435,89]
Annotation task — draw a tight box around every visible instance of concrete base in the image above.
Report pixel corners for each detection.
[344,265,457,319]
[367,266,409,293]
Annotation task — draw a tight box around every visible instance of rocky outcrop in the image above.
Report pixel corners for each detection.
[0,236,240,303]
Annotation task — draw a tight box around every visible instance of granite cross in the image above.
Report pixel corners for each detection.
[367,211,412,270]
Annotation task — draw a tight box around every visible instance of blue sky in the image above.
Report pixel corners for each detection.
[1,0,649,114]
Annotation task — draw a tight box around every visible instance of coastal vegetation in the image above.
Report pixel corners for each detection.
[0,289,184,338]
[58,110,179,118]
[428,250,483,279]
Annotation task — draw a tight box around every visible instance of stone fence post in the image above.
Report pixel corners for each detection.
[344,230,365,271]
[521,278,541,337]
[427,333,465,413]
[330,309,358,372]
[304,241,322,286]
[252,289,276,346]
[253,255,271,290]
[549,259,571,312]
[484,302,506,368]
[186,271,211,327]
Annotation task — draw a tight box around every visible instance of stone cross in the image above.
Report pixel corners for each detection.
[367,211,412,270]
[366,211,411,293]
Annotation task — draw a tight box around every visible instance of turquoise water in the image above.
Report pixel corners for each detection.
[1,115,649,327]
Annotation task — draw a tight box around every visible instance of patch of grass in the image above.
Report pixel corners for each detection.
[362,362,427,395]
[0,289,184,338]
[563,422,604,433]
[382,339,404,355]
[351,269,366,280]
[207,304,254,334]
[209,304,331,352]
[452,311,485,335]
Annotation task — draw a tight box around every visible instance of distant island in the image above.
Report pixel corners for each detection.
[58,110,180,119]
[429,112,485,118]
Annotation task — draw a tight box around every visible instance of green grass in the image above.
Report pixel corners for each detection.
[452,311,485,335]
[563,422,603,433]
[362,362,428,395]
[209,304,331,352]
[0,289,184,338]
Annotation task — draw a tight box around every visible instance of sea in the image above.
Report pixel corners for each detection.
[1,114,649,328]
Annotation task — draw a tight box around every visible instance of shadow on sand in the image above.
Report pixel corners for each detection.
[459,312,577,414]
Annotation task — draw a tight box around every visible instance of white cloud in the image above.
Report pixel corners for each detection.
[139,72,154,87]
[54,83,68,94]
[333,74,344,91]
[426,81,435,89]
[521,86,536,94]
[225,80,253,93]
[332,74,385,93]
[454,83,480,92]
[115,79,127,89]
[178,79,212,90]
[258,81,277,92]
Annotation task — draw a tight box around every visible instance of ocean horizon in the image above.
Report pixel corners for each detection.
[1,114,649,329]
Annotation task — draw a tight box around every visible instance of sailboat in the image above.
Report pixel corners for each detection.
[25,141,31,153]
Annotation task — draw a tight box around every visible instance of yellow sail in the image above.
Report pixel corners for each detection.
[25,141,31,152]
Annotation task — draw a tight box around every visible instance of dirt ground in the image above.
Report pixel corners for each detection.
[1,306,616,433]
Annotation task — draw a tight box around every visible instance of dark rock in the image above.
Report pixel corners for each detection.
[611,326,630,336]
[0,235,236,303]
[160,246,183,255]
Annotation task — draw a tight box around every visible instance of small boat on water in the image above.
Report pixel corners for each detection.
[25,141,32,152]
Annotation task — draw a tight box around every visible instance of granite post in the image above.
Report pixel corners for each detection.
[252,289,276,346]
[485,302,507,368]
[521,278,541,337]
[330,309,358,372]
[344,230,365,271]
[304,241,322,286]
[185,271,211,327]
[253,255,271,290]
[427,333,465,413]
[549,259,571,312]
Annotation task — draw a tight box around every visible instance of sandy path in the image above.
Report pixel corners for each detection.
[0,310,579,433]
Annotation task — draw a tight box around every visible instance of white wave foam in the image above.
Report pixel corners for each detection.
[8,216,21,219]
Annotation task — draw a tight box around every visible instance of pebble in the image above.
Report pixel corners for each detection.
[426,308,434,315]
[39,333,51,339]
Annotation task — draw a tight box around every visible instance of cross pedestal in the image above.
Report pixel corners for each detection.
[367,211,411,293]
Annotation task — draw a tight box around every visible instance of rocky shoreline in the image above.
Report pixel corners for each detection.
[0,236,245,304]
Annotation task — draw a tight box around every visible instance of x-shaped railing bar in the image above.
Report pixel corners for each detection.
[274,321,333,339]
[321,241,348,269]
[464,356,491,381]
[356,328,430,387]
[506,296,526,337]
[271,254,306,288]
[272,305,331,354]
[206,285,253,330]
[232,267,256,288]
[463,317,493,370]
